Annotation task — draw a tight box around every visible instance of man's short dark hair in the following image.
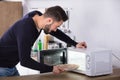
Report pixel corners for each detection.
[43,6,68,22]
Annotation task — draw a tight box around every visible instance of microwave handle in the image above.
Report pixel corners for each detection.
[62,50,67,64]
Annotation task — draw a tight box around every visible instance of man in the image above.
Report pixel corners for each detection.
[0,6,87,76]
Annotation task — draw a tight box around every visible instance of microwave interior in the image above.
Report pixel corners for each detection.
[39,48,67,66]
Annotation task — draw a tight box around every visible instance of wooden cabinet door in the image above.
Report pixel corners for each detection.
[0,1,22,36]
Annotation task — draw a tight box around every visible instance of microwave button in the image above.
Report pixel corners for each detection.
[86,55,90,62]
[87,63,90,70]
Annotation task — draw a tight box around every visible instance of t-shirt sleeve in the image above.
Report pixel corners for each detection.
[50,29,78,47]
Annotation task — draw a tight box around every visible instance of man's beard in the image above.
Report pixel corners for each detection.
[43,24,52,34]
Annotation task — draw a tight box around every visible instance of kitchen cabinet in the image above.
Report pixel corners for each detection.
[0,1,22,36]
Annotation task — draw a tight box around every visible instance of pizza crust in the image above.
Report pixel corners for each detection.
[58,64,79,71]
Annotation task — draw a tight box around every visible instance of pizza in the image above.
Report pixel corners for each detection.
[58,64,79,71]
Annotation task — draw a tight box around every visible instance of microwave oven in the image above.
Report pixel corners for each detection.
[67,48,113,76]
[39,48,67,66]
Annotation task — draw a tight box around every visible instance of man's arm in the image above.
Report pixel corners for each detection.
[50,29,78,47]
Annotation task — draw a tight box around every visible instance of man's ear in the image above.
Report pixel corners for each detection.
[47,18,53,24]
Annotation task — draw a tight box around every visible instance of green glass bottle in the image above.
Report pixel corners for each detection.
[38,40,42,51]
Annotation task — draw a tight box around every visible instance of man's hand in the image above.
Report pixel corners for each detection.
[53,65,65,74]
[76,42,87,48]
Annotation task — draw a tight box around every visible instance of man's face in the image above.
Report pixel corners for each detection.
[43,23,52,34]
[43,20,63,34]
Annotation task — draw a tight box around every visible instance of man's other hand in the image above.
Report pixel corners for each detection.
[76,42,87,48]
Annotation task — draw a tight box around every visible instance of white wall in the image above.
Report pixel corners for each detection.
[22,0,120,69]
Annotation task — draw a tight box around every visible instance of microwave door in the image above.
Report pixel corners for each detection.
[40,48,67,66]
[67,50,87,74]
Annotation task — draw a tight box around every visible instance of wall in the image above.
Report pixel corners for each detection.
[23,0,120,68]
